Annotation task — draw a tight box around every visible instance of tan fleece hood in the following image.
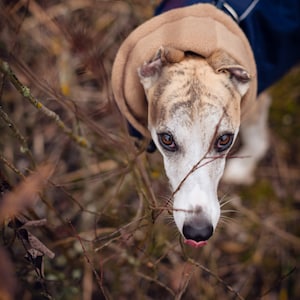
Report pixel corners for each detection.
[111,3,257,138]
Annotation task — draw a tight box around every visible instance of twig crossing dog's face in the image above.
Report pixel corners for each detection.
[138,47,250,247]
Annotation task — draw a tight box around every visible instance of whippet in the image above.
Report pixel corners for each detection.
[138,47,265,247]
[111,2,300,247]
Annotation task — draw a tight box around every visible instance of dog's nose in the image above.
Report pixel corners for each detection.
[182,220,213,242]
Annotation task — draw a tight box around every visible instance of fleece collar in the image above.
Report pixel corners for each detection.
[111,3,257,138]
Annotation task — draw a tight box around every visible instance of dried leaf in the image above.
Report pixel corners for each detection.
[25,250,44,278]
[27,231,55,259]
[16,224,55,279]
[7,216,26,229]
[11,217,56,260]
[22,218,48,228]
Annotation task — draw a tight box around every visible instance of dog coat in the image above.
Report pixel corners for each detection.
[111,3,257,140]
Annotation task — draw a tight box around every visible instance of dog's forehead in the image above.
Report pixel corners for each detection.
[148,58,240,128]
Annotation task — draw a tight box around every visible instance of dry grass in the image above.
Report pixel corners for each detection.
[0,1,299,299]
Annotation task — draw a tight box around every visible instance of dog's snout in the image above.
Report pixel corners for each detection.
[182,219,213,242]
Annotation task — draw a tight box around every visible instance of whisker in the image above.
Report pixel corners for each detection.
[219,213,240,226]
[218,219,232,226]
[220,215,234,221]
[219,192,235,205]
[221,209,238,214]
[220,198,233,208]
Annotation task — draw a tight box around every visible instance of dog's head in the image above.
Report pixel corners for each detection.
[138,47,251,247]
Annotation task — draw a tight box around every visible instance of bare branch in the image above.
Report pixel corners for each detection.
[0,59,90,150]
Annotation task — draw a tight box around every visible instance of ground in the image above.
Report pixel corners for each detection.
[0,1,299,299]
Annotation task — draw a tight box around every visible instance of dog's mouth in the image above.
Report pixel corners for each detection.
[184,239,207,248]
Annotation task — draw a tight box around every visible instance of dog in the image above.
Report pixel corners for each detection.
[111,1,300,248]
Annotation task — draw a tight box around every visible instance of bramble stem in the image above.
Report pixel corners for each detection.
[0,59,90,150]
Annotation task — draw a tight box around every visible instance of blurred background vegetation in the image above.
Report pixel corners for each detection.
[0,1,299,299]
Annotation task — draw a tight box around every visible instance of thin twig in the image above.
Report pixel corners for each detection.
[155,110,227,218]
[136,271,175,296]
[68,220,110,300]
[0,104,35,166]
[0,59,90,150]
[230,197,300,249]
[175,264,196,300]
[0,153,25,179]
[260,267,296,298]
[187,258,245,300]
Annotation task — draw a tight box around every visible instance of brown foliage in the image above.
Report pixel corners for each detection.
[0,1,299,299]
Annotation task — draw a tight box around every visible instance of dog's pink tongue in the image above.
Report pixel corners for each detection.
[184,239,207,248]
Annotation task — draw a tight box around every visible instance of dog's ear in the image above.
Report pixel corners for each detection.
[138,46,185,90]
[208,50,251,97]
[216,65,251,97]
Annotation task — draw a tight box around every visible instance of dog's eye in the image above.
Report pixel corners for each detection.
[158,133,177,152]
[215,133,234,152]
